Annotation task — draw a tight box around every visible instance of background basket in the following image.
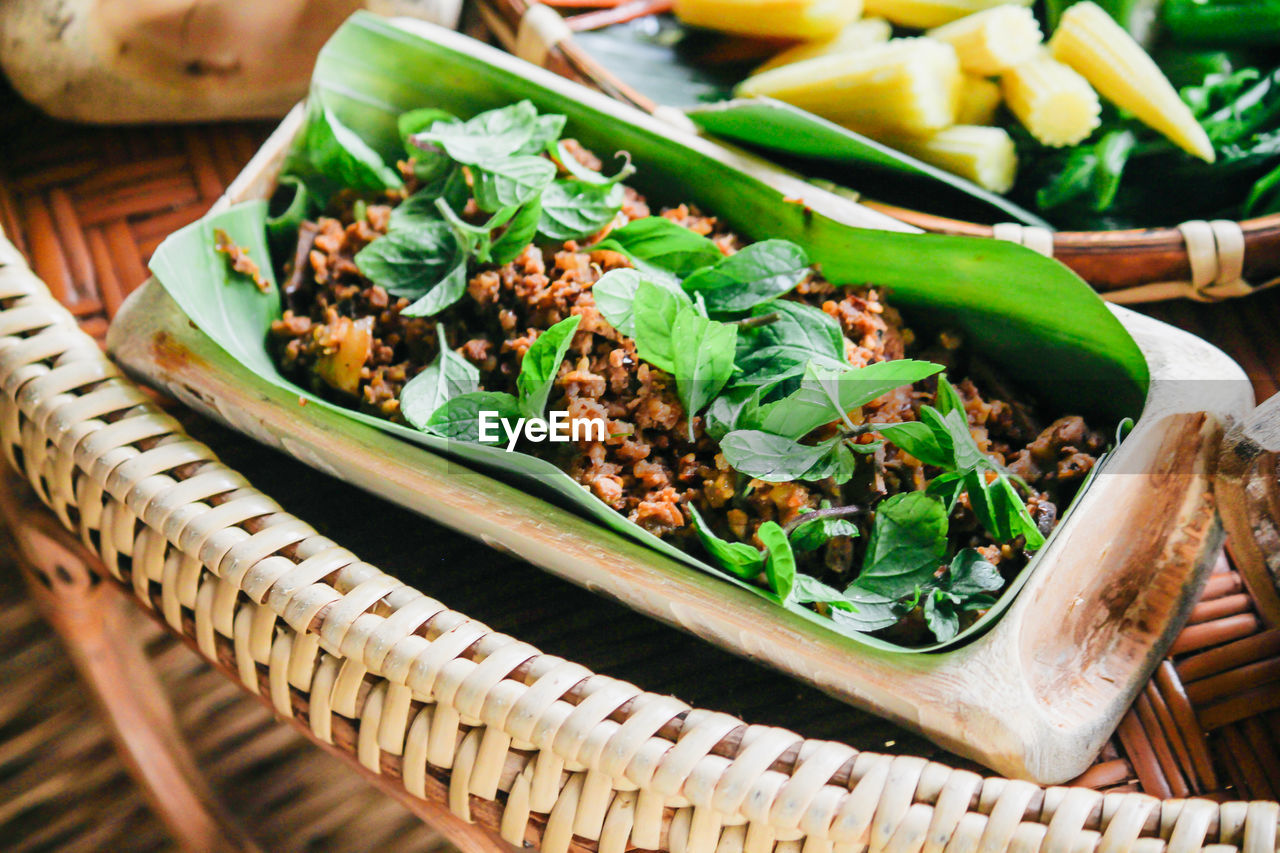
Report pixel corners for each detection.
[464,0,1280,303]
[2,59,1280,848]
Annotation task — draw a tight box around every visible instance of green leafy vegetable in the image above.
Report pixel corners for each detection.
[354,221,466,300]
[788,504,860,552]
[471,155,557,212]
[682,239,809,314]
[852,492,948,600]
[284,101,403,204]
[426,391,523,443]
[920,549,1003,643]
[689,505,764,579]
[411,100,540,163]
[588,216,723,276]
[517,315,582,417]
[633,280,694,372]
[538,179,626,240]
[720,431,836,482]
[670,306,737,440]
[552,141,637,185]
[400,325,481,428]
[490,198,543,265]
[758,521,796,603]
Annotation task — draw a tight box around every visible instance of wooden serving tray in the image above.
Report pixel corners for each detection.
[102,19,1257,783]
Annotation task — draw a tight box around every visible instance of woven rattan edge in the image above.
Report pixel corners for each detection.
[3,192,1280,853]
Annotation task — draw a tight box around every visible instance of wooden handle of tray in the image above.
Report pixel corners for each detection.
[1218,393,1280,626]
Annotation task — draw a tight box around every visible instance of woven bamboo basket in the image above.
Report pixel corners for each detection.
[464,0,1280,304]
[4,49,1280,853]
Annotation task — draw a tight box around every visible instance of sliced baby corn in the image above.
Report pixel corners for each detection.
[928,5,1042,76]
[1001,51,1101,147]
[884,125,1019,192]
[862,0,1032,29]
[674,0,862,40]
[756,18,893,73]
[957,74,1002,125]
[738,38,962,136]
[1049,1,1214,162]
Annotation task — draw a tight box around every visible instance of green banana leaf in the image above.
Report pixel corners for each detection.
[571,14,1047,227]
[686,99,1052,228]
[147,12,1149,654]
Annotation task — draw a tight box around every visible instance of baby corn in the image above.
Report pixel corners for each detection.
[957,74,1002,125]
[1049,1,1215,162]
[1001,52,1101,146]
[674,0,862,40]
[884,125,1019,192]
[756,18,893,73]
[738,38,962,136]
[928,6,1042,75]
[862,0,1032,29]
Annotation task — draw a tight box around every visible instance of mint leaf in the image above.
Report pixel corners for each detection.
[758,521,796,603]
[683,240,809,314]
[753,359,943,439]
[538,179,625,240]
[517,315,582,417]
[354,221,464,299]
[589,216,722,276]
[411,101,539,163]
[471,156,556,212]
[400,325,480,429]
[490,198,542,265]
[689,505,763,579]
[426,391,523,443]
[720,431,835,482]
[671,306,737,441]
[633,280,693,373]
[855,492,948,599]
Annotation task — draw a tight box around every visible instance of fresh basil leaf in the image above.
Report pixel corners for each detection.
[538,179,626,241]
[517,315,582,417]
[991,473,1046,549]
[720,431,834,482]
[633,280,692,373]
[926,471,964,513]
[855,492,947,599]
[592,268,688,337]
[390,169,468,229]
[757,521,796,603]
[400,325,481,429]
[789,512,859,552]
[671,306,737,441]
[934,407,986,471]
[435,198,519,264]
[471,155,556,212]
[682,240,809,314]
[923,592,962,644]
[830,585,901,632]
[751,301,845,360]
[688,505,763,580]
[791,574,848,605]
[354,221,463,299]
[398,108,456,181]
[286,102,403,203]
[934,374,965,417]
[426,391,523,443]
[801,440,858,484]
[875,420,951,468]
[517,114,567,155]
[411,100,539,163]
[752,359,943,440]
[589,216,722,276]
[734,348,846,389]
[552,140,638,186]
[490,198,543,266]
[704,384,763,441]
[400,256,469,317]
[946,549,1003,597]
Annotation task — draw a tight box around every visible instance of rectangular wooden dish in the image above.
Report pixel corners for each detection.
[108,15,1254,783]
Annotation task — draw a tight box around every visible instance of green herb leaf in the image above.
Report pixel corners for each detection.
[757,521,796,603]
[400,326,481,428]
[354,221,464,299]
[537,179,626,240]
[946,549,1003,597]
[749,300,845,361]
[390,170,469,229]
[552,140,638,185]
[633,279,693,373]
[855,492,948,599]
[671,306,737,441]
[682,239,810,314]
[285,102,403,204]
[875,420,951,468]
[720,431,835,482]
[789,509,859,552]
[400,257,469,317]
[689,505,763,579]
[426,391,523,443]
[517,114,567,155]
[752,359,943,440]
[490,198,543,265]
[591,268,688,337]
[471,155,557,212]
[588,216,723,277]
[411,100,539,163]
[829,585,901,632]
[517,315,582,417]
[704,384,763,441]
[398,108,456,181]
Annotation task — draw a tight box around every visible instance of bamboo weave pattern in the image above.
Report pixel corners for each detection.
[2,219,1279,852]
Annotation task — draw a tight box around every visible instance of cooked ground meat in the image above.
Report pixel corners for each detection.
[269,149,1106,642]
